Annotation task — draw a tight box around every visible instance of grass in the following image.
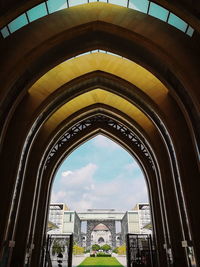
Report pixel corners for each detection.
[77,257,124,266]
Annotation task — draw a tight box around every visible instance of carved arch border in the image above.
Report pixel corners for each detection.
[3,72,192,267]
[44,113,154,170]
[21,74,187,267]
[38,106,165,264]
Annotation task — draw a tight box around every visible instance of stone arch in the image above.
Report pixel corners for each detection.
[0,73,196,267]
[34,106,171,267]
[98,238,104,244]
[3,81,195,267]
[1,7,199,151]
[87,221,116,248]
[0,4,199,267]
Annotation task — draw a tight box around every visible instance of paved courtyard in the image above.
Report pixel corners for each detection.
[114,255,127,267]
[72,254,88,267]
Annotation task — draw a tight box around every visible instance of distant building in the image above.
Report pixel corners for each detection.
[48,203,69,234]
[121,211,140,243]
[91,223,112,246]
[77,208,124,248]
[48,203,151,247]
[133,203,152,234]
[63,210,82,245]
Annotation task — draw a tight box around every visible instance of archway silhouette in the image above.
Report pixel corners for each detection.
[0,3,199,267]
[37,108,164,264]
[48,126,152,257]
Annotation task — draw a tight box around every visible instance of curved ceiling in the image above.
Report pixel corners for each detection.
[0,0,198,173]
[1,3,199,114]
[42,88,154,133]
[28,52,168,108]
[26,52,186,154]
[0,1,194,38]
[0,2,199,266]
[1,0,199,33]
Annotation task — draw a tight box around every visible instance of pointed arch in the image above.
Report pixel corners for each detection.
[0,3,199,267]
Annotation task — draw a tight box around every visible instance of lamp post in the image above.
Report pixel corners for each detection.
[57,252,63,267]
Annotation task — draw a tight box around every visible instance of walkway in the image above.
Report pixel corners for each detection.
[114,255,127,267]
[72,254,88,267]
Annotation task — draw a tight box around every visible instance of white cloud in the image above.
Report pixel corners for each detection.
[93,135,119,150]
[60,163,98,188]
[62,170,73,177]
[51,190,68,203]
[51,162,148,211]
[124,161,140,172]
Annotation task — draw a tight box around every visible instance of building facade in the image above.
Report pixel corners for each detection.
[48,205,151,248]
[48,203,69,234]
[133,203,152,234]
[91,223,112,246]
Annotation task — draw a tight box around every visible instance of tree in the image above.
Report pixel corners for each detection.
[101,244,111,252]
[92,244,100,251]
[73,244,84,255]
[113,247,118,253]
[51,240,65,256]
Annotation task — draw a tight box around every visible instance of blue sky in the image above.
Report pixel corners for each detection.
[51,134,148,211]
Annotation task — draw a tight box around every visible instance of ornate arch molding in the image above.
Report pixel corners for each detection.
[40,105,158,188]
[44,112,155,170]
[2,70,193,253]
[1,77,197,267]
[38,107,163,261]
[21,75,195,266]
[0,71,163,246]
[40,105,157,211]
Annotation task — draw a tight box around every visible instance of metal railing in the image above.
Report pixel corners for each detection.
[43,234,73,267]
[126,234,157,267]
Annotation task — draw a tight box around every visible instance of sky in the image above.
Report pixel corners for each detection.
[51,134,148,211]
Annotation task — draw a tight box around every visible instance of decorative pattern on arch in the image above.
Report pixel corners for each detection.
[45,114,154,169]
[86,220,116,248]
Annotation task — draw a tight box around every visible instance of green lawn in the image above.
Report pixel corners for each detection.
[77,257,123,267]
[78,257,123,267]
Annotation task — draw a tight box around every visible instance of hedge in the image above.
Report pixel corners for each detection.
[97,252,111,257]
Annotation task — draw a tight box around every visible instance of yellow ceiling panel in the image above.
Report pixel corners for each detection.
[44,88,153,134]
[29,53,168,108]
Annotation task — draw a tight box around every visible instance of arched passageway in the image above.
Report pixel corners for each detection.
[0,3,199,267]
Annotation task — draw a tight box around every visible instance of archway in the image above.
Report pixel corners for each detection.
[47,127,154,267]
[98,237,105,245]
[37,108,165,265]
[0,3,199,267]
[91,223,113,247]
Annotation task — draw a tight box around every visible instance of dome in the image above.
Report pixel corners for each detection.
[93,223,109,231]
